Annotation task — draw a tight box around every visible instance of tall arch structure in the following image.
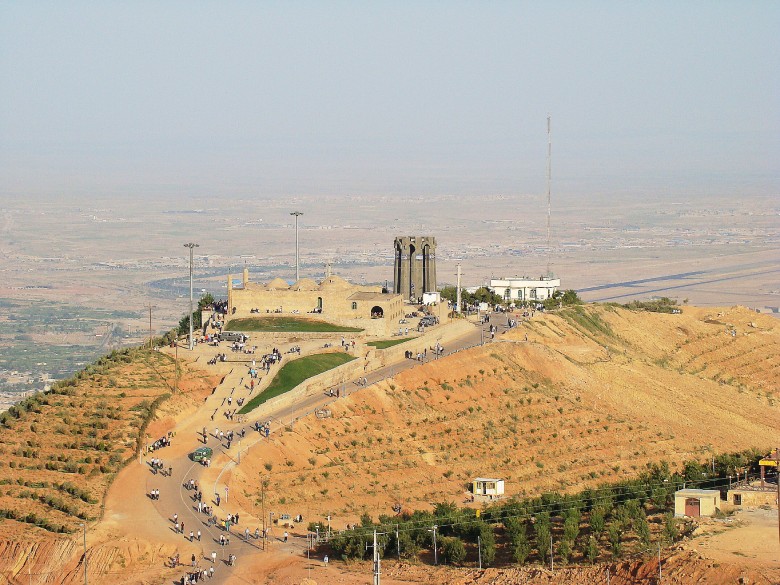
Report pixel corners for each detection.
[393,236,437,301]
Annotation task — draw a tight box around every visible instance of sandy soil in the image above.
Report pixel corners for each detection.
[1,306,778,584]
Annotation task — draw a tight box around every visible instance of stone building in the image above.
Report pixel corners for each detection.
[226,267,403,335]
[393,236,437,301]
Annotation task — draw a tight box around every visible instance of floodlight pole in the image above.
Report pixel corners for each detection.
[291,211,303,282]
[184,243,199,350]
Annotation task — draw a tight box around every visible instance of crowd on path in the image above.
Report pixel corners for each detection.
[155,309,505,582]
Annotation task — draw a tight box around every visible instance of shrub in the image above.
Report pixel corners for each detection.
[440,536,466,565]
[585,535,599,564]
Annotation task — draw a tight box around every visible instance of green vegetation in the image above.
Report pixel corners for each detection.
[440,286,503,307]
[225,316,363,333]
[542,289,582,310]
[0,300,139,391]
[559,305,615,338]
[622,297,679,313]
[366,337,413,349]
[324,449,765,568]
[238,353,355,413]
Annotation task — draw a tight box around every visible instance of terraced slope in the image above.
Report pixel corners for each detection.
[230,305,778,522]
[0,348,214,535]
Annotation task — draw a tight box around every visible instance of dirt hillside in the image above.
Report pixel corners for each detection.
[0,305,777,584]
[231,305,778,524]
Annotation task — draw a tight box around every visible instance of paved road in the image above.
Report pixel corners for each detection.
[146,316,504,584]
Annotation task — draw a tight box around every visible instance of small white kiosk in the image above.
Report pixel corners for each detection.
[472,478,505,499]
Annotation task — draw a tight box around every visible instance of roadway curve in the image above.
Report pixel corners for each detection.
[143,316,497,584]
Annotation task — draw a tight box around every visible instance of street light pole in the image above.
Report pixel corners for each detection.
[184,243,199,350]
[290,211,303,282]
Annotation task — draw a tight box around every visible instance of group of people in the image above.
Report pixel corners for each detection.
[180,567,214,584]
[148,458,171,476]
[253,420,271,437]
[148,432,173,452]
[207,353,228,365]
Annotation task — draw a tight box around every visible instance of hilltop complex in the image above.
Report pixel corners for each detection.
[227,266,405,335]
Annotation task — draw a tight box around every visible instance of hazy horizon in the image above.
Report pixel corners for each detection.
[1,2,778,200]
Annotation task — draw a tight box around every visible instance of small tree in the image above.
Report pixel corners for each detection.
[636,512,651,547]
[590,505,606,535]
[563,508,580,543]
[513,525,531,565]
[198,292,215,310]
[662,513,678,544]
[557,538,572,564]
[440,536,466,565]
[607,522,623,558]
[478,522,496,566]
[535,513,552,563]
[585,535,599,564]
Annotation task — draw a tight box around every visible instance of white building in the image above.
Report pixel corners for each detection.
[472,477,505,498]
[489,276,561,303]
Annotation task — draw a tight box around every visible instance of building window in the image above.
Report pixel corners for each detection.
[351,302,357,310]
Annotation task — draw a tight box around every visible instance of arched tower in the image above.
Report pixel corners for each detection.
[393,236,437,301]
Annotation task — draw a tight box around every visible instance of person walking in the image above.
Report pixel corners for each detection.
[211,551,216,564]
[191,553,196,567]
[283,531,288,542]
[197,530,201,541]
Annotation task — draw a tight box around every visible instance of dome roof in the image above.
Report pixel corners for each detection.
[291,278,319,291]
[319,275,352,290]
[265,277,290,290]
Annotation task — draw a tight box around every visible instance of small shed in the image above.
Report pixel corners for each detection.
[674,488,720,518]
[472,478,504,498]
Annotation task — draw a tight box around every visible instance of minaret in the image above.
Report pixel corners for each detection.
[227,273,233,316]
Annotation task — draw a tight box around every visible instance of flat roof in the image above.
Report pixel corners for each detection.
[474,478,503,482]
[675,489,720,497]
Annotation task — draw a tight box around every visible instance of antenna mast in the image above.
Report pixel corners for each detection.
[546,115,552,277]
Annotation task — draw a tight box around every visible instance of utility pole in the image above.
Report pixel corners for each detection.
[776,447,779,544]
[396,524,400,561]
[658,542,662,583]
[456,264,462,315]
[550,534,553,572]
[432,525,438,565]
[373,529,381,585]
[174,342,178,393]
[478,534,482,569]
[145,304,156,349]
[184,242,199,351]
[290,211,303,282]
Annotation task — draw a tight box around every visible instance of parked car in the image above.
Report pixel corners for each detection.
[190,447,213,462]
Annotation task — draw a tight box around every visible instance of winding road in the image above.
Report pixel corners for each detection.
[142,316,496,584]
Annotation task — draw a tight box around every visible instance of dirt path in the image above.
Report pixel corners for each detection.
[97,318,486,584]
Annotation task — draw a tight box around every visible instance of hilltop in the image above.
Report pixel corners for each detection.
[0,304,777,584]
[230,304,778,522]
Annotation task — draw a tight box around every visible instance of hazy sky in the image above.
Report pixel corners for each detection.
[1,2,778,200]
